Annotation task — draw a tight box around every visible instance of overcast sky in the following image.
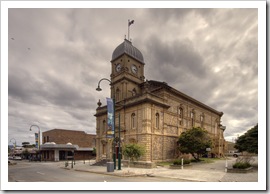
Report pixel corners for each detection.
[6,6,260,146]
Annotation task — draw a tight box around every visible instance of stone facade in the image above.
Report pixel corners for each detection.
[95,39,226,166]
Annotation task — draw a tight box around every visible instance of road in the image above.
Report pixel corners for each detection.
[8,161,187,182]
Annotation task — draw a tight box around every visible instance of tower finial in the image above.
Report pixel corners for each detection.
[128,19,134,41]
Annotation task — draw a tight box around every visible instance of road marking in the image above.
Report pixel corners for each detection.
[36,171,45,175]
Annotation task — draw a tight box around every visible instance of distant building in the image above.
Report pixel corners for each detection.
[40,129,96,161]
[225,141,237,153]
[95,39,226,168]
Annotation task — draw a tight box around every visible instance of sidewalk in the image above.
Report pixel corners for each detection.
[60,159,258,182]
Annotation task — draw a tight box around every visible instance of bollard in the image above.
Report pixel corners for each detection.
[225,159,228,172]
[65,161,68,167]
[181,158,184,170]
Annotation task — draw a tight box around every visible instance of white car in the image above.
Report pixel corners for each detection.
[227,151,243,157]
[10,156,22,160]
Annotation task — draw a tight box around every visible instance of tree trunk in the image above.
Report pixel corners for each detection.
[192,153,200,161]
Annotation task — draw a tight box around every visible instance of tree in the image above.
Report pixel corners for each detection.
[234,124,258,154]
[177,127,212,161]
[22,149,30,159]
[122,143,146,167]
[22,142,35,148]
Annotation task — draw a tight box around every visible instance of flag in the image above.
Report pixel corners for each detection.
[128,20,134,26]
[106,98,115,138]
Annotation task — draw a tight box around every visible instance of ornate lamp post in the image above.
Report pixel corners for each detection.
[96,78,122,170]
[29,124,41,150]
[96,78,116,169]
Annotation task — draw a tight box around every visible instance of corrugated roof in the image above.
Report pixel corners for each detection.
[112,39,144,64]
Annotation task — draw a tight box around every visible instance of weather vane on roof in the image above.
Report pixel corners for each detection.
[128,19,134,41]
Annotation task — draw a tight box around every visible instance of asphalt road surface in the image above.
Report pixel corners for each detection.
[8,161,187,182]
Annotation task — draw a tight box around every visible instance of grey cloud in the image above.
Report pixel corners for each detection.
[7,8,259,146]
[144,36,206,81]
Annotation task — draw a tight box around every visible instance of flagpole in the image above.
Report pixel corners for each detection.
[128,19,134,41]
[128,19,130,41]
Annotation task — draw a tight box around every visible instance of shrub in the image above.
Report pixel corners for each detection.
[173,159,191,165]
[122,143,146,161]
[233,162,251,169]
[173,159,181,165]
[191,158,202,163]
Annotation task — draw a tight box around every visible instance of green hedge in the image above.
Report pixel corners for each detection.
[173,159,191,165]
[233,162,251,169]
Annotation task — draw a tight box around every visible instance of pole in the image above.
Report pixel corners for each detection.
[181,158,184,170]
[225,159,228,172]
[113,98,116,169]
[128,19,130,40]
[38,129,40,150]
[118,113,121,170]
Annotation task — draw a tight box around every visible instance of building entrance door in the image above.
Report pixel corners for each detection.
[59,151,66,160]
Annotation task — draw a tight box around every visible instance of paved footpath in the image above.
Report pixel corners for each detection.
[59,158,258,182]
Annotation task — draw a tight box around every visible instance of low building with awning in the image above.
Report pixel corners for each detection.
[40,129,96,161]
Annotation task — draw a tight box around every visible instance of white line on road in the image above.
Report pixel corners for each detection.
[36,171,45,175]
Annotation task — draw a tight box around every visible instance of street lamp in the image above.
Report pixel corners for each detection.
[29,124,41,150]
[96,78,121,170]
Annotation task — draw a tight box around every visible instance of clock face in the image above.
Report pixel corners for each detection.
[115,63,121,72]
[131,64,138,74]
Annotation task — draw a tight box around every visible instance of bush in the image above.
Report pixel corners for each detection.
[233,162,251,169]
[173,159,190,165]
[122,143,146,161]
[191,158,202,163]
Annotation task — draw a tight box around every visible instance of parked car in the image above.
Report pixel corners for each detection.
[8,156,14,160]
[227,151,242,157]
[13,156,22,160]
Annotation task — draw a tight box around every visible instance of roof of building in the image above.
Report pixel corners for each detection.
[40,143,93,151]
[43,128,96,136]
[142,80,223,116]
[111,39,144,64]
[40,143,77,150]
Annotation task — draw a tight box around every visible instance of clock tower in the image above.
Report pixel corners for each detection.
[110,39,145,102]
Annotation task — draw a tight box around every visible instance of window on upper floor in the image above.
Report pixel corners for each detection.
[200,114,204,128]
[116,88,120,101]
[131,113,136,129]
[103,120,106,133]
[191,111,195,127]
[155,113,160,129]
[179,107,183,126]
[215,121,218,135]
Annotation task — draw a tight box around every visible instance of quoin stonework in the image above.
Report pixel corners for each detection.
[95,39,226,167]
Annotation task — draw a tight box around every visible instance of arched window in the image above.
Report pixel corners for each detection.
[191,111,195,127]
[200,114,204,128]
[116,88,120,101]
[131,113,136,129]
[215,121,218,135]
[102,120,106,133]
[179,108,183,125]
[155,113,160,129]
[132,88,137,96]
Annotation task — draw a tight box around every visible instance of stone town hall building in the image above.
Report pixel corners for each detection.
[95,38,226,167]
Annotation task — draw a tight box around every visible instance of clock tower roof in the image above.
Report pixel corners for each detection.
[112,39,144,64]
